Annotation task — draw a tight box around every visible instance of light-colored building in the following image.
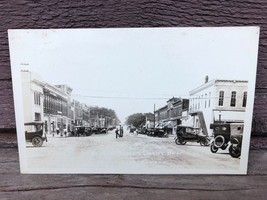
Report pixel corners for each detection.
[21,71,44,125]
[82,103,90,126]
[21,70,73,134]
[21,70,117,134]
[73,100,83,126]
[188,77,248,136]
[43,83,73,134]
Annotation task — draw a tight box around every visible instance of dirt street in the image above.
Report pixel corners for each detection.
[24,129,240,174]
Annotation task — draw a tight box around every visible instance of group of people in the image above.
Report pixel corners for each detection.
[53,127,68,137]
[115,125,124,138]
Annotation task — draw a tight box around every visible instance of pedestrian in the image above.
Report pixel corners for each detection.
[115,128,119,139]
[56,127,59,135]
[64,128,67,137]
[120,126,124,137]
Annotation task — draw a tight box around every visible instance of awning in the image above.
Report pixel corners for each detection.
[163,121,172,128]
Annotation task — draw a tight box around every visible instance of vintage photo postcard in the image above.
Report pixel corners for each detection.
[8,27,259,174]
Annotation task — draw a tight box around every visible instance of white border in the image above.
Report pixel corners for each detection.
[8,27,260,174]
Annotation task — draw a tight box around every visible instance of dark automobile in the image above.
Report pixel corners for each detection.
[136,126,147,135]
[24,121,47,147]
[146,128,167,138]
[129,127,136,133]
[210,123,243,158]
[91,127,107,134]
[175,126,210,146]
[71,126,92,137]
[107,126,116,131]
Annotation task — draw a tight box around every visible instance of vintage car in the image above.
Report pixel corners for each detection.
[91,127,107,134]
[146,128,167,138]
[136,126,147,135]
[210,122,243,158]
[107,126,116,131]
[129,126,136,133]
[24,121,47,147]
[175,125,210,146]
[71,126,93,137]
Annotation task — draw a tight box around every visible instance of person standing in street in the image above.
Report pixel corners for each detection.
[56,127,59,135]
[120,126,124,137]
[115,128,119,138]
[64,128,67,137]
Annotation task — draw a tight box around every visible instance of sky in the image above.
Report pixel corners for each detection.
[8,27,259,122]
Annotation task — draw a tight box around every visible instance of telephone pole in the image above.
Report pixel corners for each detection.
[154,104,156,128]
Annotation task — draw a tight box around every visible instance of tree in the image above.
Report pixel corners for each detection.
[89,106,120,125]
[125,112,153,128]
[126,113,145,128]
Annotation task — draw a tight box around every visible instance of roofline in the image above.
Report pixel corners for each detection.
[190,79,248,95]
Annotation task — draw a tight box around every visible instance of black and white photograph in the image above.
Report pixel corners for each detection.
[8,27,259,174]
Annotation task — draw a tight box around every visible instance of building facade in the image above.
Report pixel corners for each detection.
[155,97,189,134]
[188,77,248,136]
[21,70,119,133]
[21,71,44,128]
[43,84,73,134]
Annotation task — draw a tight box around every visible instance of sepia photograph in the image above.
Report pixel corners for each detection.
[8,27,259,174]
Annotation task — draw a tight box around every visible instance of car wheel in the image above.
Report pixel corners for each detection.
[200,138,209,146]
[214,135,225,148]
[210,142,218,153]
[178,137,186,145]
[229,144,241,158]
[175,138,180,145]
[32,136,43,147]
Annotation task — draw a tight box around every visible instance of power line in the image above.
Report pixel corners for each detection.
[72,94,238,100]
[72,94,170,100]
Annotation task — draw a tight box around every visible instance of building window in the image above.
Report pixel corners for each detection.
[209,92,211,107]
[44,96,47,109]
[230,91,237,107]
[34,92,41,105]
[201,95,203,108]
[243,91,247,107]
[218,91,224,106]
[205,94,207,108]
[35,112,41,121]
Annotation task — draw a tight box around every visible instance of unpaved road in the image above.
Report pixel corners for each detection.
[24,129,240,174]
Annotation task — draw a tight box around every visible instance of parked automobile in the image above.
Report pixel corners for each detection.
[91,127,107,134]
[147,128,167,138]
[210,122,243,158]
[129,127,136,133]
[107,126,116,131]
[71,126,92,137]
[24,121,47,147]
[175,125,210,146]
[136,126,147,135]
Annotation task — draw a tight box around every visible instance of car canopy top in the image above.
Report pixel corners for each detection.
[24,121,43,126]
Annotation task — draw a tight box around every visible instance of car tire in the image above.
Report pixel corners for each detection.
[32,136,43,147]
[214,135,225,148]
[178,137,186,145]
[229,144,241,158]
[210,142,218,153]
[175,138,180,145]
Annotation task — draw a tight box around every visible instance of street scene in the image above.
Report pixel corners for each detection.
[25,127,239,174]
[8,27,259,173]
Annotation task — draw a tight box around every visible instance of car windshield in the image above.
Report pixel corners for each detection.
[25,124,42,132]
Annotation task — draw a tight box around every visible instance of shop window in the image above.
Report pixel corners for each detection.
[230,91,236,107]
[218,91,224,106]
[242,91,247,107]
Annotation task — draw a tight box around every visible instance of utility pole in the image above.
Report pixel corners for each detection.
[154,104,156,128]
